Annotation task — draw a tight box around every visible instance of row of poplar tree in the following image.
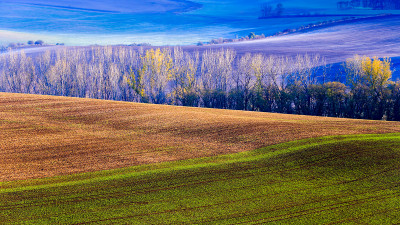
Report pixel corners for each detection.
[0,46,399,121]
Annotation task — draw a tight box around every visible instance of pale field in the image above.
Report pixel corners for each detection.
[203,15,400,64]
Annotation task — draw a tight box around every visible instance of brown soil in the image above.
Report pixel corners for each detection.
[1,92,400,181]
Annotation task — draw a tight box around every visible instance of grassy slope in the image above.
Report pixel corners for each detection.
[2,92,400,181]
[1,133,400,224]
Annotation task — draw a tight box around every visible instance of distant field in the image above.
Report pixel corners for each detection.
[1,133,400,224]
[2,0,397,46]
[1,92,400,181]
[4,15,399,76]
[201,15,400,65]
[2,0,202,14]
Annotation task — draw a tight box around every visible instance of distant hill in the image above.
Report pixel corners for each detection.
[0,0,202,13]
[2,0,399,46]
[200,14,400,65]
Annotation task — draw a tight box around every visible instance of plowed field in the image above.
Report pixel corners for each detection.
[1,92,400,181]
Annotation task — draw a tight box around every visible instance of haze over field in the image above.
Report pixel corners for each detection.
[214,15,400,67]
[5,0,202,13]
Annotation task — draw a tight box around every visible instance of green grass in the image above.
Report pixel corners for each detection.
[1,133,400,224]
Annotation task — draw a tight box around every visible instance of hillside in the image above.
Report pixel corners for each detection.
[2,92,400,182]
[1,0,201,13]
[1,133,400,223]
[202,15,400,64]
[2,0,399,46]
[1,1,400,223]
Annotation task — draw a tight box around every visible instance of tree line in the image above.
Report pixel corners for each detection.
[337,0,400,10]
[0,46,398,121]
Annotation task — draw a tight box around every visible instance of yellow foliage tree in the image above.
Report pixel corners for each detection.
[139,48,173,103]
[169,49,198,105]
[345,55,393,119]
[346,55,392,91]
[361,56,392,92]
[127,66,146,102]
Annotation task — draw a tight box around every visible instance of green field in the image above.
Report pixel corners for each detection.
[1,133,400,224]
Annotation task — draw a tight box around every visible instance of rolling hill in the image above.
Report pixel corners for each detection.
[2,0,399,46]
[1,92,400,182]
[1,1,400,223]
[0,0,202,14]
[201,15,400,64]
[186,14,400,79]
[2,93,400,223]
